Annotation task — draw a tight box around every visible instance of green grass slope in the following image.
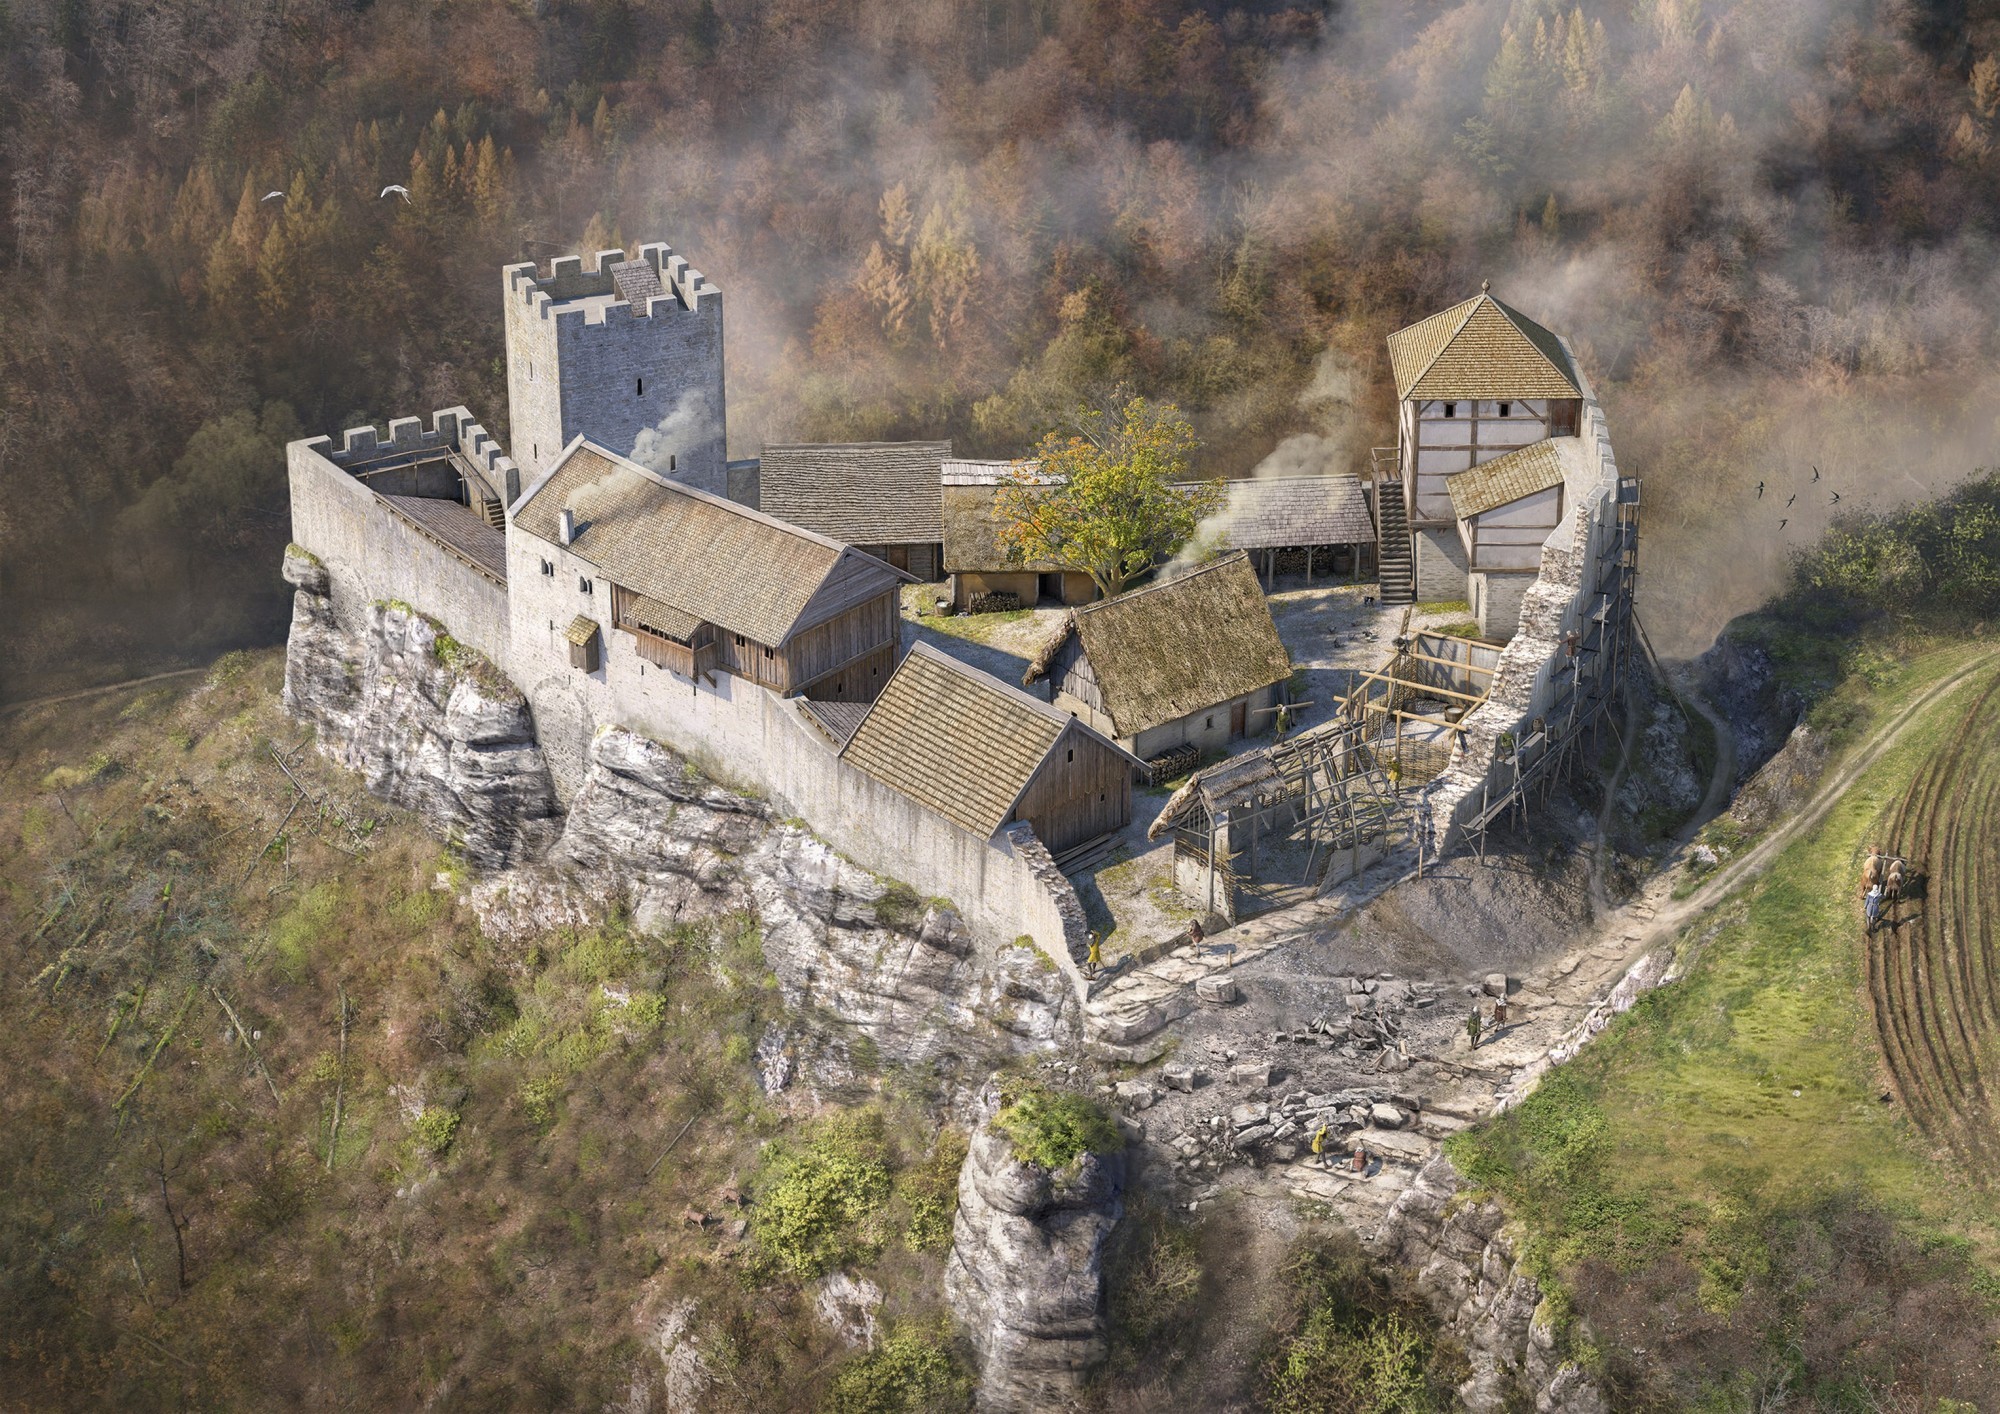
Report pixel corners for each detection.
[1450,640,2000,1409]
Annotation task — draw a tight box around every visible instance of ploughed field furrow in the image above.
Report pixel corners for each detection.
[1875,736,1965,1143]
[1865,674,2000,1168]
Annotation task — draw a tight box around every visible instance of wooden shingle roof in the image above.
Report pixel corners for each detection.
[1194,475,1375,549]
[1446,440,1567,519]
[759,441,950,545]
[1023,552,1293,738]
[840,642,1127,837]
[1387,292,1581,401]
[516,442,904,647]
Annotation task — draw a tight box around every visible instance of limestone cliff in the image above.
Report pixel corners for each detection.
[1379,1153,1606,1414]
[473,727,1081,1098]
[282,569,1078,1095]
[282,551,559,869]
[944,1087,1126,1412]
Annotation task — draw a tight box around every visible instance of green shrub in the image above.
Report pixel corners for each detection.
[1264,1310,1437,1414]
[755,1110,893,1276]
[413,1106,460,1156]
[991,1084,1122,1171]
[519,1075,563,1127]
[1258,1232,1450,1414]
[900,1129,969,1254]
[820,1327,972,1414]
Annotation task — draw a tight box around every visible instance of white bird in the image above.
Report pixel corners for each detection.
[380,184,411,203]
[260,191,286,202]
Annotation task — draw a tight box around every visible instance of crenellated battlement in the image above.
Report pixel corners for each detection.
[324,408,467,466]
[503,242,720,327]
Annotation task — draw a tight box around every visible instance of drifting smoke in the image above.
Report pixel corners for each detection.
[1170,348,1369,575]
[628,390,718,482]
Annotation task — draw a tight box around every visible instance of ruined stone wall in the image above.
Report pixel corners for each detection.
[1424,351,1626,855]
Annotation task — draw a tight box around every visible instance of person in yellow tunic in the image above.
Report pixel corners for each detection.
[1311,1124,1329,1168]
[1086,933,1103,978]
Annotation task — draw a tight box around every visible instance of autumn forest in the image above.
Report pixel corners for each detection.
[4,0,2000,696]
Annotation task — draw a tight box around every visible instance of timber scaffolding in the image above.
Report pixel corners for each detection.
[1457,474,1642,857]
[1148,625,1503,921]
[1149,715,1410,923]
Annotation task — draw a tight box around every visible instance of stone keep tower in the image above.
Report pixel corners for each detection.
[503,243,727,496]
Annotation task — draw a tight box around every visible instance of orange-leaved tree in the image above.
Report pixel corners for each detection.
[995,396,1223,599]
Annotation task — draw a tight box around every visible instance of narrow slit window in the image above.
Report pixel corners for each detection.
[636,377,644,396]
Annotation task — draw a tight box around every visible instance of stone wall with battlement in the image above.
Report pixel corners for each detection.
[288,432,511,668]
[503,242,727,495]
[327,406,522,508]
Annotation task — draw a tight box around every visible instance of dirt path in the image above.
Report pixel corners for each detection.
[0,666,206,716]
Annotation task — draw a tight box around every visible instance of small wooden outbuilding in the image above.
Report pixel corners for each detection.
[839,641,1140,855]
[1196,475,1378,584]
[940,460,1099,611]
[1021,552,1294,763]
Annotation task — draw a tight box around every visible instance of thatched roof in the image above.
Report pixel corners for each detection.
[1446,439,1566,519]
[516,442,907,647]
[1387,291,1580,402]
[1022,552,1292,738]
[839,643,1134,837]
[759,441,950,545]
[940,462,1061,573]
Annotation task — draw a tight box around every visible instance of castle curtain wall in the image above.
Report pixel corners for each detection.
[287,440,511,665]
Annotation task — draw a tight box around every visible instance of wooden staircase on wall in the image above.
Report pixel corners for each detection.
[1375,479,1416,604]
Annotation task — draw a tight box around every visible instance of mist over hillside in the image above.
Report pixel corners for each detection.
[4,0,1998,691]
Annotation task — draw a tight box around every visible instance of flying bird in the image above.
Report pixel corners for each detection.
[1779,518,1789,530]
[380,184,411,202]
[1812,465,1821,483]
[1786,494,1796,508]
[1756,480,1765,498]
[260,191,286,203]
[1830,491,1842,505]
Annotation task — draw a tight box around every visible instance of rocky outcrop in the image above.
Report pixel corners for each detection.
[470,727,1080,1098]
[283,576,1078,1093]
[945,1087,1127,1411]
[1380,1154,1606,1414]
[282,565,559,869]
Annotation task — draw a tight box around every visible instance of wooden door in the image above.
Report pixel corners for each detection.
[1230,700,1248,738]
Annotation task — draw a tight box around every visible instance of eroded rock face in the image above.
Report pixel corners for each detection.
[945,1091,1126,1411]
[282,579,558,869]
[1380,1154,1606,1414]
[284,580,1080,1095]
[469,727,1081,1098]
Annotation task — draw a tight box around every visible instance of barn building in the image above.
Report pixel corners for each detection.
[512,440,910,704]
[836,642,1140,856]
[1197,474,1378,584]
[757,441,951,580]
[940,460,1099,611]
[1383,286,1583,603]
[1022,552,1293,767]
